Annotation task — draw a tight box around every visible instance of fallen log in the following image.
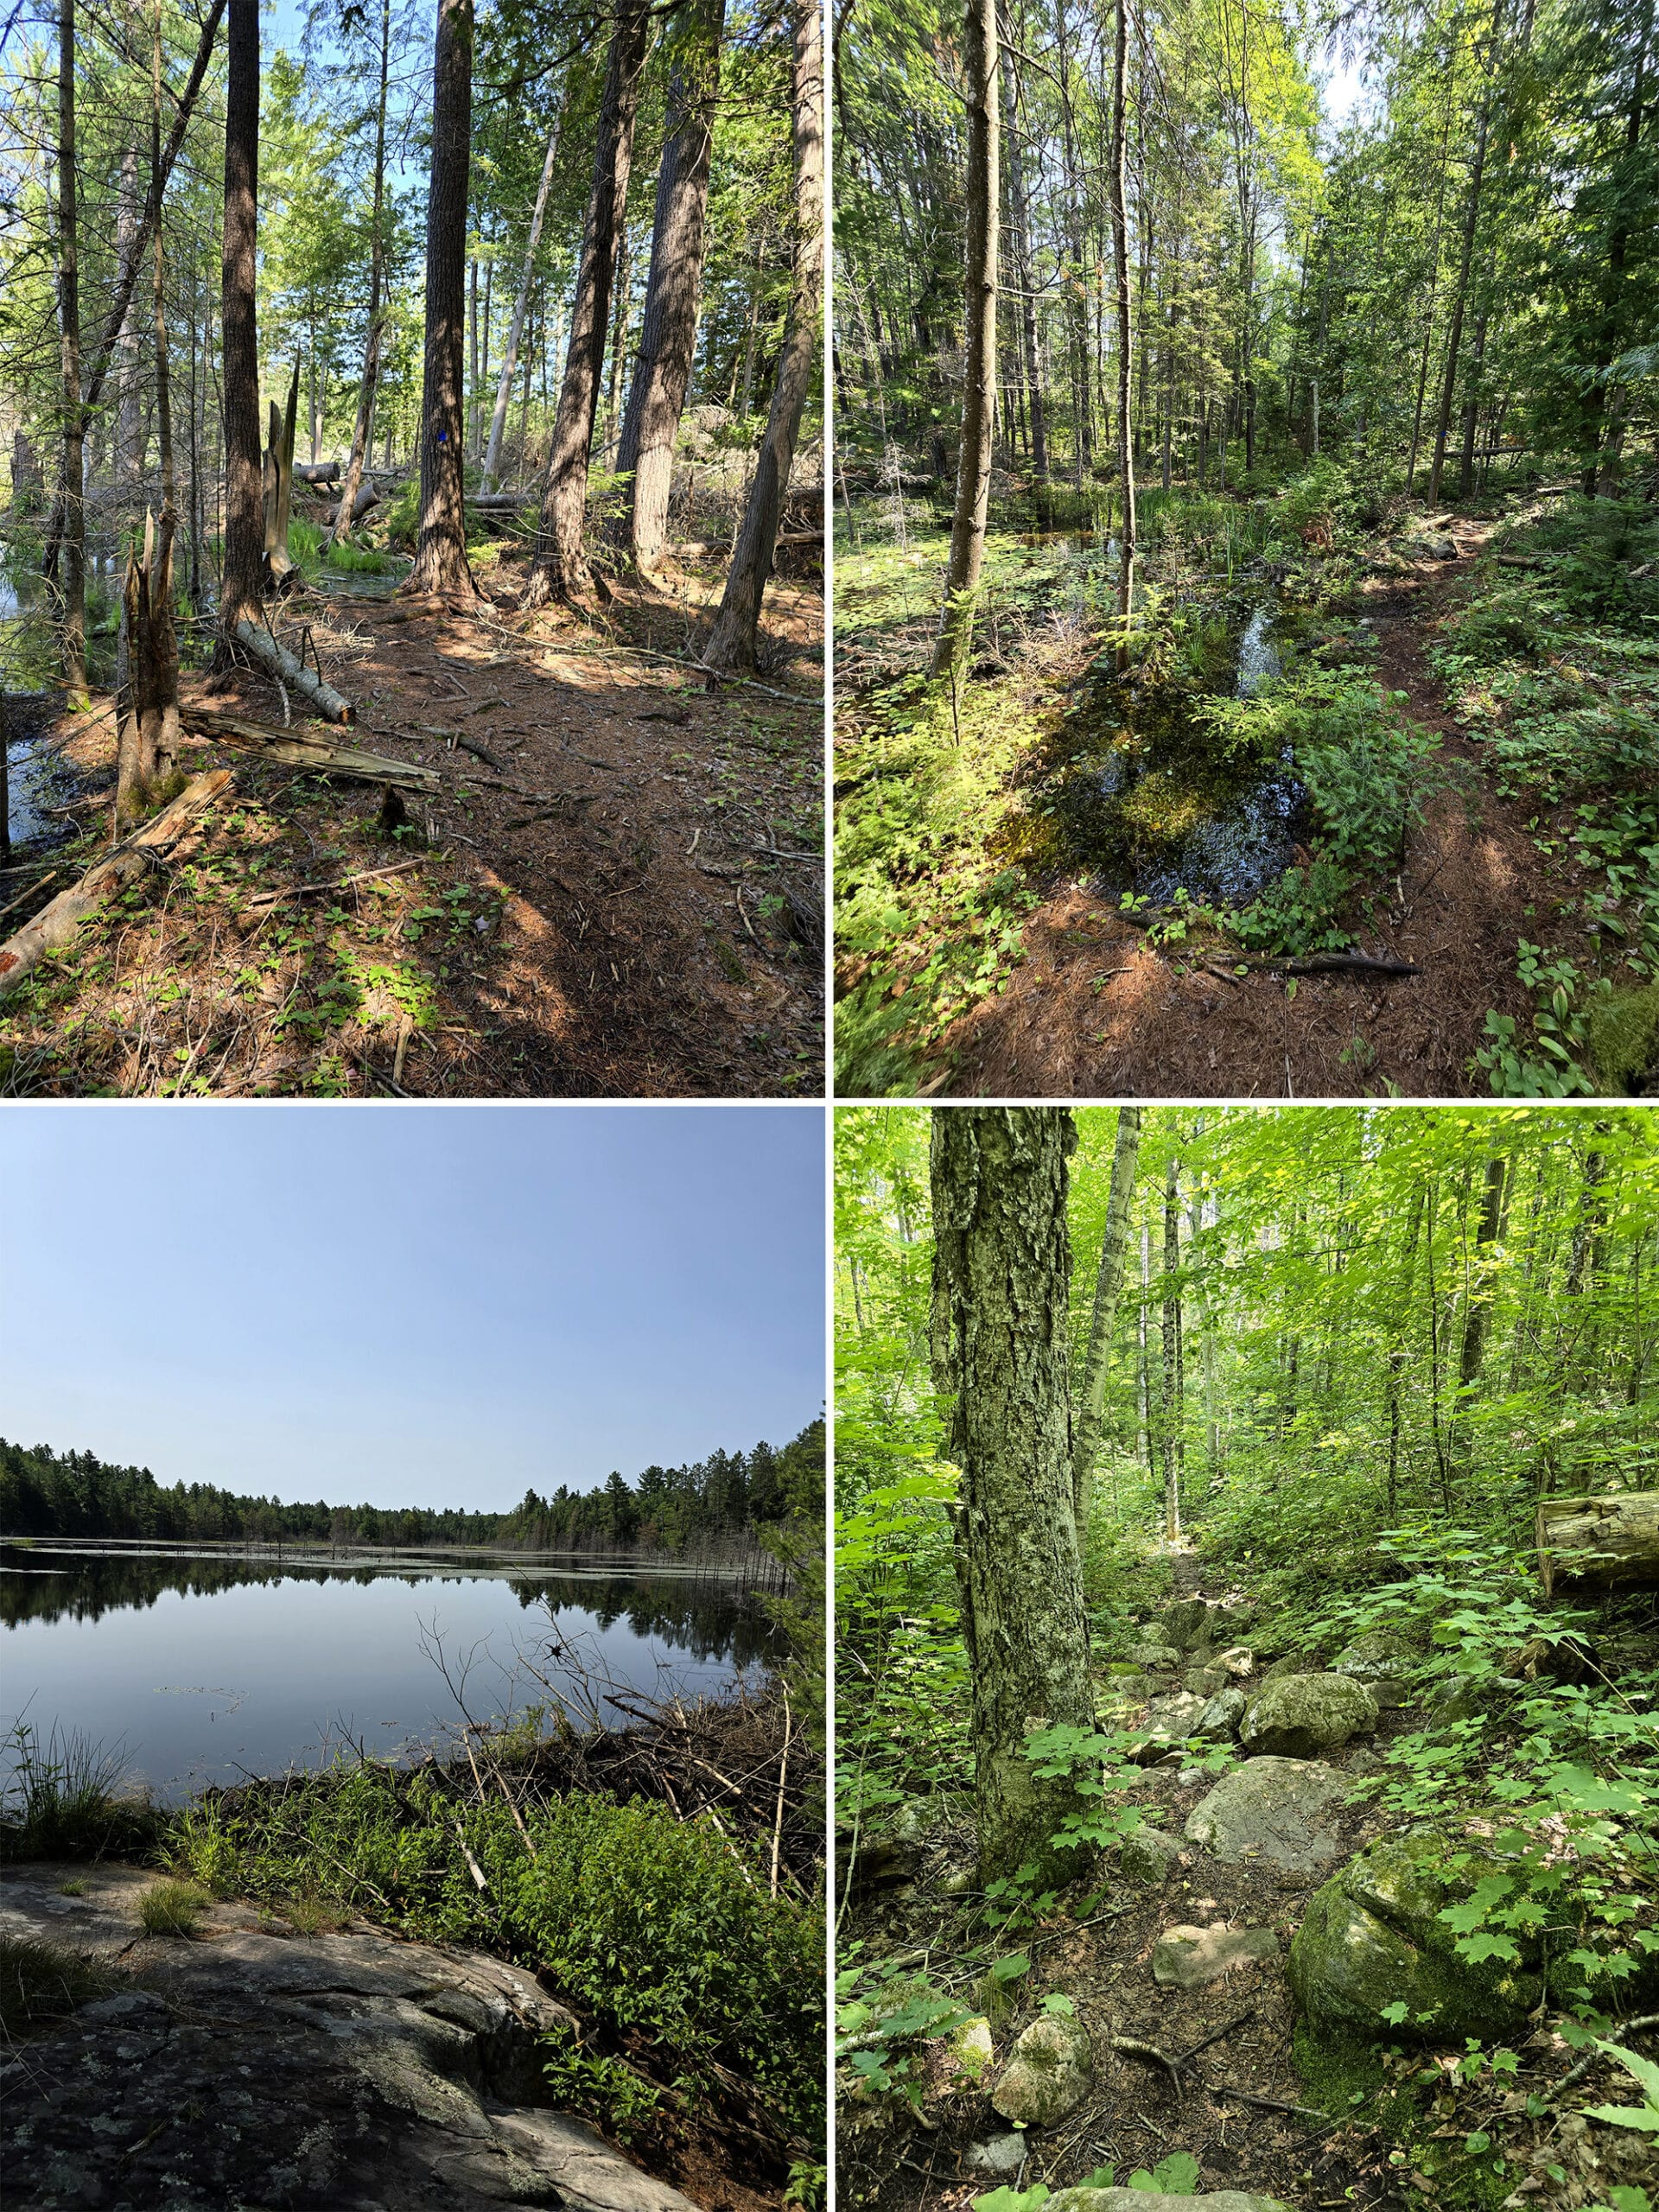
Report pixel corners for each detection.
[181,706,436,790]
[232,619,355,724]
[294,461,340,486]
[0,768,233,998]
[323,484,380,528]
[1233,950,1422,979]
[1537,1491,1659,1599]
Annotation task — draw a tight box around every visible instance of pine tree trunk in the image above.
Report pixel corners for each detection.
[218,0,263,644]
[115,142,143,507]
[58,0,86,699]
[1072,1105,1141,1529]
[613,0,726,570]
[930,0,997,677]
[1450,1151,1508,1478]
[1001,21,1047,484]
[482,94,564,495]
[524,1,650,607]
[1427,42,1497,506]
[700,0,822,671]
[409,0,476,597]
[1110,0,1135,672]
[930,1108,1096,1886]
[329,0,390,549]
[1160,1152,1184,1539]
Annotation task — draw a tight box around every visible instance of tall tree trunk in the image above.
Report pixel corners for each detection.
[1160,1151,1183,1539]
[329,0,391,549]
[522,2,645,606]
[57,0,86,699]
[524,1,649,606]
[482,92,565,494]
[931,0,998,677]
[1135,1218,1151,1465]
[1407,95,1454,493]
[930,1107,1095,1887]
[1385,1181,1427,1518]
[1072,1106,1141,1529]
[1110,0,1135,672]
[701,0,822,671]
[613,0,725,569]
[1451,1150,1508,1478]
[1428,10,1502,506]
[217,0,263,644]
[115,142,143,505]
[410,0,478,597]
[1001,29,1047,485]
[1580,0,1649,495]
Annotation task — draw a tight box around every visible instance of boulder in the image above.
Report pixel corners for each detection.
[990,2012,1093,2127]
[1160,1598,1214,1649]
[966,2133,1030,2176]
[1215,1647,1256,1680]
[1197,1687,1248,1739]
[1132,1691,1209,1763]
[1332,1630,1415,1681]
[1152,1923,1280,1989]
[946,2014,995,2082]
[1119,1827,1184,1885]
[1287,1832,1545,2042]
[1241,1672,1379,1758]
[1184,1757,1351,1875]
[1184,1663,1228,1697]
[1130,1642,1185,1673]
[0,1860,695,2212]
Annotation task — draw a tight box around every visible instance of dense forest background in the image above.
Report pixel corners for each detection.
[0,1416,825,1550]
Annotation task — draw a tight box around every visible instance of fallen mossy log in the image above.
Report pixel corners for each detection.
[1230,950,1422,979]
[232,619,355,724]
[181,705,437,791]
[0,768,233,998]
[1537,1491,1659,1599]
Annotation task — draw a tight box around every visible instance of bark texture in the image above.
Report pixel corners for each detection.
[57,0,86,697]
[524,2,650,607]
[218,0,263,641]
[116,510,180,824]
[613,0,725,569]
[930,1107,1096,1886]
[1072,1105,1141,1529]
[931,0,999,677]
[410,0,478,598]
[700,0,823,670]
[1537,1492,1659,1598]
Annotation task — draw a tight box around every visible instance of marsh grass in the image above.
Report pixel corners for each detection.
[0,1934,115,2039]
[0,1721,157,1862]
[137,1879,211,1937]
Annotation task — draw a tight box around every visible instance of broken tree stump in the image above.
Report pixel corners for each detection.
[262,364,301,589]
[1537,1492,1659,1599]
[116,508,181,828]
[0,767,232,998]
[232,620,355,724]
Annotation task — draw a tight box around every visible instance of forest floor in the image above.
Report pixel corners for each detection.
[837,1554,1659,2212]
[833,479,1656,1097]
[0,539,823,1097]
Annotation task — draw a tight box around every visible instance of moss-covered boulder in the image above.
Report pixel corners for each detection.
[1241,1671,1379,1758]
[990,2012,1093,2126]
[1287,1833,1543,2042]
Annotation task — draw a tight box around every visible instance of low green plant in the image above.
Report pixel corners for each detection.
[1583,2041,1659,2133]
[0,1721,156,1862]
[0,1934,114,2037]
[138,1878,210,1936]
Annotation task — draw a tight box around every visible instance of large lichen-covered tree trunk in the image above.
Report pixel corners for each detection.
[930,1107,1096,1886]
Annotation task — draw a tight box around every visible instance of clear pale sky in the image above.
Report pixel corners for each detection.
[1,1106,825,1511]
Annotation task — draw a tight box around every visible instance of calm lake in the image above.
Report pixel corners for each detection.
[1,1542,777,1804]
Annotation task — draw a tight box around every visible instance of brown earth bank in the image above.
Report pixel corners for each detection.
[904,525,1601,1099]
[0,544,823,1098]
[837,1565,1659,2212]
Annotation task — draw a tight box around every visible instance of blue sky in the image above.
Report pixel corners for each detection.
[1,1107,825,1511]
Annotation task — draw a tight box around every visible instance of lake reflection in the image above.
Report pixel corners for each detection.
[1,1543,776,1802]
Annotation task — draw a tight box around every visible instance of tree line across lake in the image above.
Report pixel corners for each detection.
[0,1418,823,1553]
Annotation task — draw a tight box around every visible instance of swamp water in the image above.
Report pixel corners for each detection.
[1,1541,777,1802]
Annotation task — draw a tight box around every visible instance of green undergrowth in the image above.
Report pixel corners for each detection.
[0,1933,118,2040]
[1432,493,1659,1096]
[167,1760,823,2150]
[0,1720,160,1863]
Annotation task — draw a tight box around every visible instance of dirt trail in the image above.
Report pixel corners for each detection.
[0,550,823,1097]
[922,531,1589,1099]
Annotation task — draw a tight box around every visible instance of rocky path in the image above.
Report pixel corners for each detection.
[1,1861,703,2212]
